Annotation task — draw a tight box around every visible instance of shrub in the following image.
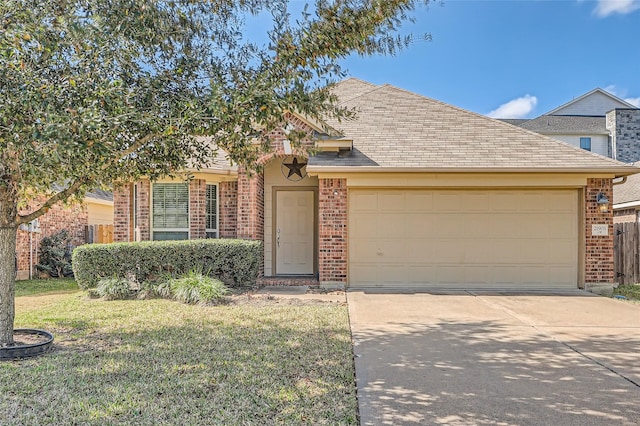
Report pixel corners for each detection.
[96,276,133,300]
[72,239,262,290]
[170,271,230,305]
[36,230,74,278]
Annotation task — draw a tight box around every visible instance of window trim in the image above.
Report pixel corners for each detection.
[151,182,190,241]
[205,183,219,239]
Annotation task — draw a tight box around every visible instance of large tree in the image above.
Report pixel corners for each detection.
[0,0,429,346]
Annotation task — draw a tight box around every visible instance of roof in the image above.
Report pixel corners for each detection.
[499,118,529,126]
[307,79,638,176]
[518,115,607,135]
[614,163,640,205]
[545,88,637,116]
[51,182,113,202]
[86,188,113,202]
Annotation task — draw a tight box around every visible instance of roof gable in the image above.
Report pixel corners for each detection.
[546,88,637,116]
[308,82,638,175]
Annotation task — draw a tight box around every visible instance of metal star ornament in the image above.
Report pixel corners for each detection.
[282,157,307,181]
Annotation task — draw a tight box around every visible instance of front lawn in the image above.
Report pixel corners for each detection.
[15,278,78,297]
[1,289,357,425]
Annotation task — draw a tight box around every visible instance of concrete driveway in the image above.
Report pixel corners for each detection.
[347,290,640,425]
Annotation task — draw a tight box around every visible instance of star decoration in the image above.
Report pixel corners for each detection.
[283,157,307,179]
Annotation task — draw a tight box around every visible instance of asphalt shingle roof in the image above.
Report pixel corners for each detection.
[518,115,607,135]
[614,163,640,204]
[308,79,636,174]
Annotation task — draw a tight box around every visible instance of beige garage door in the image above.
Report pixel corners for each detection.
[349,189,579,289]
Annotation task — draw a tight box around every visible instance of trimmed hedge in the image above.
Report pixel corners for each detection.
[72,239,262,290]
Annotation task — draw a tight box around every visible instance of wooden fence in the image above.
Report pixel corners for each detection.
[85,224,114,244]
[614,222,640,285]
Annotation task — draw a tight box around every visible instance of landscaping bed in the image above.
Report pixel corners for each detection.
[1,286,357,425]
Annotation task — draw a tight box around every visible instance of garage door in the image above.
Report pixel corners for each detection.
[349,189,579,289]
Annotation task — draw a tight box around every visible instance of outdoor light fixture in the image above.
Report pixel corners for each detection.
[596,192,609,213]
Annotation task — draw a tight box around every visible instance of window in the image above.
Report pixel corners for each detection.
[152,183,189,240]
[580,137,591,151]
[206,184,218,238]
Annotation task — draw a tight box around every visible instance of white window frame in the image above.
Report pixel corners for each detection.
[151,182,190,241]
[205,183,219,238]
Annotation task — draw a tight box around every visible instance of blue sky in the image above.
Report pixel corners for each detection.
[339,0,640,118]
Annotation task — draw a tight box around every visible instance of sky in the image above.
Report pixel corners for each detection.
[336,0,640,119]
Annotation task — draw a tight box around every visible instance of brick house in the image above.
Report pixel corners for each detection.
[16,188,113,280]
[113,79,639,291]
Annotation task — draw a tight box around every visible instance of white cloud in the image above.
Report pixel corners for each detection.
[625,97,640,107]
[593,0,640,17]
[602,85,640,106]
[487,95,537,119]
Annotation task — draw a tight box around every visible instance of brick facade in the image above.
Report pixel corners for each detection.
[189,179,206,239]
[584,178,614,284]
[219,181,238,238]
[113,184,131,242]
[16,197,88,280]
[236,170,265,241]
[137,180,151,241]
[318,178,348,285]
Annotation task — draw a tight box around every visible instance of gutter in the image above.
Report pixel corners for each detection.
[306,166,640,178]
[614,200,640,210]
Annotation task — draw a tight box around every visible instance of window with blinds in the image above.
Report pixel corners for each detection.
[206,184,218,238]
[152,183,189,240]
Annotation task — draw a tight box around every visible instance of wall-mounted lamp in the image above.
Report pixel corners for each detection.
[333,189,339,196]
[596,192,609,213]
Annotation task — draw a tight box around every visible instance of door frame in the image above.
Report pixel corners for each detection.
[272,186,319,276]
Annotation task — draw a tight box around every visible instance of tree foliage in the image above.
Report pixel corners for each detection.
[0,0,429,345]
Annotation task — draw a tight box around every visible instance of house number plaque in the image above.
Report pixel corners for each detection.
[591,224,608,236]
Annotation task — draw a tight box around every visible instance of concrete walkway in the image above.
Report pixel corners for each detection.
[347,290,640,426]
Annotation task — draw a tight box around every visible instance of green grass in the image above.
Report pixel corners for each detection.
[15,278,79,297]
[1,290,357,425]
[614,284,640,303]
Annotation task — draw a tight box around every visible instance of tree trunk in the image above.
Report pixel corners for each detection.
[0,226,17,347]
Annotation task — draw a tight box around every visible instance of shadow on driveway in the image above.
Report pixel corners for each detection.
[348,291,640,426]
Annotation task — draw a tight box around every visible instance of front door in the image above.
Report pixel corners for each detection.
[275,190,315,275]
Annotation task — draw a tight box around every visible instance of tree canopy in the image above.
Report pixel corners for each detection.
[0,0,429,346]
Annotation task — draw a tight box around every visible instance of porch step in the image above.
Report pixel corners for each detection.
[256,276,319,287]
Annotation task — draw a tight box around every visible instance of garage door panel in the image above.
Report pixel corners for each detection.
[407,265,436,283]
[466,192,491,211]
[406,217,433,238]
[547,240,578,263]
[350,191,379,211]
[349,189,578,289]
[434,192,463,211]
[406,192,434,211]
[380,192,406,211]
[432,214,465,237]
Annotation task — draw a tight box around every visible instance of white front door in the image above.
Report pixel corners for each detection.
[276,190,315,275]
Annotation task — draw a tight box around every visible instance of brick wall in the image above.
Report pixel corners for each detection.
[236,170,264,241]
[113,184,131,242]
[318,178,347,285]
[585,178,614,284]
[219,181,238,238]
[189,179,206,239]
[16,197,88,279]
[614,208,637,223]
[137,180,151,241]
